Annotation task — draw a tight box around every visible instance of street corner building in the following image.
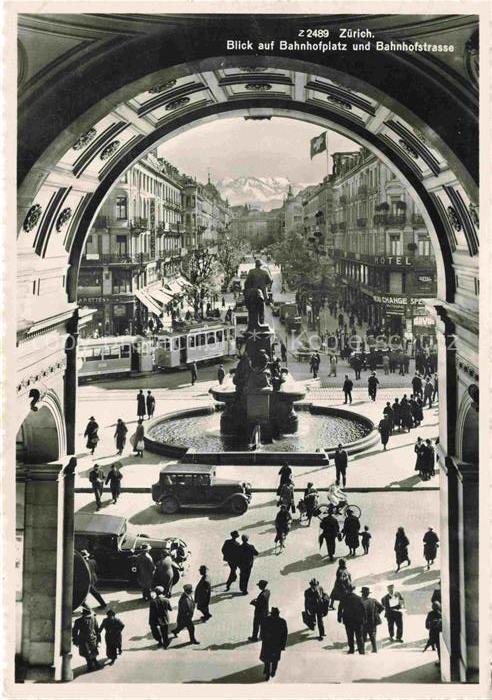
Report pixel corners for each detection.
[10,8,485,695]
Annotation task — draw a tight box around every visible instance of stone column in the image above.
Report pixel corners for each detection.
[64,309,79,456]
[20,461,74,681]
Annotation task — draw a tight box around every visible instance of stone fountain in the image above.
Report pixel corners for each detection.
[209,260,306,447]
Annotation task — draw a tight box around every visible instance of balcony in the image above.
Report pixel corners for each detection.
[356,218,367,228]
[81,252,152,265]
[93,215,109,229]
[412,214,425,226]
[373,214,406,227]
[130,218,149,232]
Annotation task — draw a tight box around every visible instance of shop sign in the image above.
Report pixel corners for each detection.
[413,316,436,327]
[418,275,433,283]
[373,294,426,306]
[113,305,127,317]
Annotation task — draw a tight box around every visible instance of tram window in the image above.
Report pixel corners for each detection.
[216,330,223,342]
[104,345,121,360]
[189,335,195,348]
[172,338,180,352]
[179,336,186,349]
[120,345,131,359]
[207,333,215,345]
[87,348,102,362]
[159,338,171,351]
[197,334,206,346]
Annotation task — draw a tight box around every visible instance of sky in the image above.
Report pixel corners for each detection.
[158,117,359,184]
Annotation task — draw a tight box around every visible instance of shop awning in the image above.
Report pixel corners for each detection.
[134,289,162,316]
[147,287,171,305]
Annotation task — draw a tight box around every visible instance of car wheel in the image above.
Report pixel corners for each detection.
[160,497,179,514]
[229,495,248,515]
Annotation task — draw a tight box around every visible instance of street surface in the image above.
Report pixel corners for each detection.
[72,262,441,684]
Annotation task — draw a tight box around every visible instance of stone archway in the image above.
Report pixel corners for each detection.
[14,13,480,683]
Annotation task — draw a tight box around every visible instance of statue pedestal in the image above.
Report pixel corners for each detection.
[246,390,271,423]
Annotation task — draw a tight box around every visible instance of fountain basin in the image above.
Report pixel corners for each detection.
[144,403,378,461]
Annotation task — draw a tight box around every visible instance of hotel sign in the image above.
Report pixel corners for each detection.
[373,256,412,266]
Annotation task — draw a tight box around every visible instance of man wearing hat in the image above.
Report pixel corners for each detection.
[249,580,270,642]
[304,578,328,640]
[72,605,101,672]
[221,530,241,591]
[149,586,172,648]
[134,543,156,601]
[81,550,107,608]
[238,534,259,595]
[360,586,384,653]
[260,607,288,681]
[153,547,175,597]
[88,463,104,510]
[338,584,365,654]
[173,584,199,644]
[381,583,405,642]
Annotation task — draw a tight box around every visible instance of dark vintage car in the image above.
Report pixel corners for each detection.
[152,463,252,515]
[74,512,189,585]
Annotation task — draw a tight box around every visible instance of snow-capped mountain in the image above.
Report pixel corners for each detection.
[216,176,315,211]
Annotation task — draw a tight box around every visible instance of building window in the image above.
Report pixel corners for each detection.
[116,235,127,255]
[116,196,127,220]
[390,235,402,256]
[418,238,431,256]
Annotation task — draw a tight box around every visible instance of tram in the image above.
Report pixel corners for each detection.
[78,335,151,380]
[155,322,236,370]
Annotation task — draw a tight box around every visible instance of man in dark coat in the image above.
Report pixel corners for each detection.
[338,585,365,654]
[249,579,270,642]
[88,464,104,510]
[84,417,99,455]
[319,508,339,560]
[72,606,101,671]
[352,354,362,380]
[422,439,435,479]
[190,361,198,386]
[105,462,123,504]
[381,584,405,642]
[134,544,155,601]
[260,608,288,681]
[343,375,353,404]
[423,527,439,569]
[378,417,391,451]
[303,483,318,527]
[423,378,434,408]
[81,550,107,608]
[98,608,124,663]
[368,372,379,401]
[412,373,423,399]
[221,530,241,591]
[392,398,401,431]
[334,444,348,487]
[360,586,384,653]
[304,578,328,640]
[149,586,172,648]
[173,584,199,644]
[217,364,226,385]
[146,390,156,419]
[153,547,175,597]
[136,390,146,420]
[238,534,259,594]
[195,565,212,621]
[383,402,394,432]
[342,509,361,557]
[114,418,128,455]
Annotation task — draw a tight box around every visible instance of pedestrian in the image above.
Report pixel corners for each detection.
[319,506,339,560]
[383,402,394,432]
[368,372,379,401]
[310,352,320,379]
[360,586,384,653]
[392,397,401,431]
[136,390,146,420]
[135,543,155,601]
[328,353,337,377]
[423,439,436,479]
[173,584,199,644]
[195,565,212,621]
[88,463,104,510]
[190,361,198,386]
[338,584,365,654]
[394,526,411,572]
[260,607,288,681]
[361,526,372,554]
[423,378,434,408]
[238,534,259,595]
[412,373,423,399]
[378,416,391,451]
[431,580,441,605]
[249,579,270,641]
[382,352,390,375]
[217,364,225,385]
[278,477,295,514]
[414,437,426,477]
[432,373,439,401]
[132,419,145,458]
[304,578,329,640]
[280,341,287,363]
[81,549,107,608]
[221,530,241,591]
[277,462,292,494]
[84,416,99,455]
[146,390,156,419]
[415,396,424,426]
[343,375,353,404]
[381,583,405,642]
[148,586,172,648]
[222,295,226,307]
[72,606,101,672]
[352,354,362,380]
[303,482,319,527]
[98,608,124,664]
[342,508,361,557]
[423,527,439,569]
[114,418,128,455]
[274,505,292,553]
[153,547,175,597]
[334,444,348,487]
[400,395,413,432]
[104,462,123,504]
[424,601,442,663]
[329,559,352,610]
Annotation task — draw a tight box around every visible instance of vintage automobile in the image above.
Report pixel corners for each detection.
[152,463,252,515]
[74,512,189,585]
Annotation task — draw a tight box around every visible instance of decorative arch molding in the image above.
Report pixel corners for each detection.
[455,390,479,465]
[17,388,66,463]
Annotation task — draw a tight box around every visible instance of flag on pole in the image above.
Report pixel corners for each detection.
[310,131,327,159]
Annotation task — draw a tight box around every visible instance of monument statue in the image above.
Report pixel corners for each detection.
[243,259,273,330]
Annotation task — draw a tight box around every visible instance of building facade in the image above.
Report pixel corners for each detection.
[330,148,437,339]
